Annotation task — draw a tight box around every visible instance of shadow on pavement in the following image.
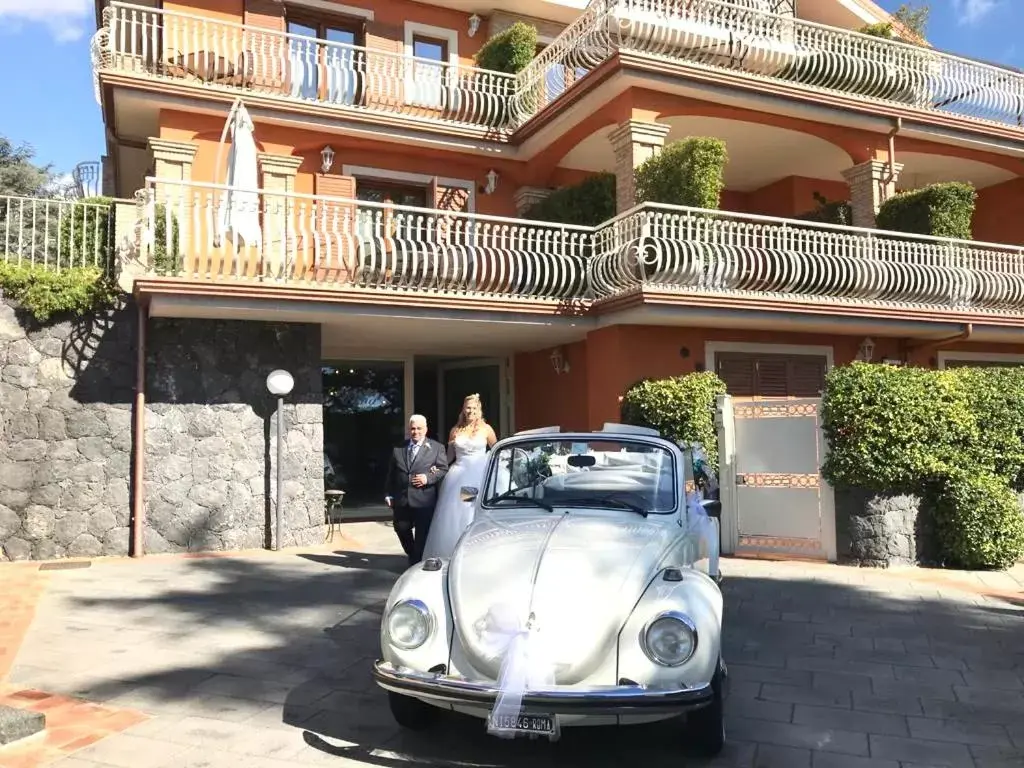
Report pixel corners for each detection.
[33,553,1023,767]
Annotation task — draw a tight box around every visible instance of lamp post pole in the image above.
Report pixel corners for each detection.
[266,369,295,552]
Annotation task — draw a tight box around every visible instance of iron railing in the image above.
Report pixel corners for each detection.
[133,179,1024,317]
[93,2,516,133]
[0,195,118,273]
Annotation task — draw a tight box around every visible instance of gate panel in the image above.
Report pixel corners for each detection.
[732,399,832,559]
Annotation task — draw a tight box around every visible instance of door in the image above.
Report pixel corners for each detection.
[287,16,364,105]
[714,349,836,560]
[437,359,509,439]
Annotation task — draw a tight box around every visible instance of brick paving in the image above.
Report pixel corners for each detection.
[0,522,1020,767]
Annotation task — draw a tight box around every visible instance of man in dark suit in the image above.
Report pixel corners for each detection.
[384,414,449,565]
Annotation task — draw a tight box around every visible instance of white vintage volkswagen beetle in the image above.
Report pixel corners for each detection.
[372,423,726,756]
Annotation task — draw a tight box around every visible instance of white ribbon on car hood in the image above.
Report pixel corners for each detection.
[473,603,561,740]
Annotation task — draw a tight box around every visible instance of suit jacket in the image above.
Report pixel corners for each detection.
[385,438,449,509]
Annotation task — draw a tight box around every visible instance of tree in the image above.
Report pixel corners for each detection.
[893,2,930,40]
[0,135,53,198]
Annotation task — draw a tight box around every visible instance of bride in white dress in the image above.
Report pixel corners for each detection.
[422,393,497,560]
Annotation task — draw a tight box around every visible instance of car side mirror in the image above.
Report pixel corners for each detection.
[701,499,722,519]
[460,486,479,503]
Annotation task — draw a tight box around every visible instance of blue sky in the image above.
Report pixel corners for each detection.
[0,0,1019,181]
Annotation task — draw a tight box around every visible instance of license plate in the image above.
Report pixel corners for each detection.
[487,713,555,735]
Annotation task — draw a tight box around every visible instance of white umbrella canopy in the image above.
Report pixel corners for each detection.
[215,100,262,251]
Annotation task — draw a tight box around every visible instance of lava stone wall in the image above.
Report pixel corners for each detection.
[143,317,324,554]
[0,299,136,560]
[1,296,325,561]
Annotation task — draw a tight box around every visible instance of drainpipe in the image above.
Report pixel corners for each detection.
[883,117,902,188]
[131,299,148,558]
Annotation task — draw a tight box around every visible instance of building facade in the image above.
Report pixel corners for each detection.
[4,0,1024,562]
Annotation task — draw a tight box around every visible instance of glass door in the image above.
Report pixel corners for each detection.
[287,16,363,105]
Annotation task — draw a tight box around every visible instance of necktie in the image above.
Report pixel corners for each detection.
[409,441,419,465]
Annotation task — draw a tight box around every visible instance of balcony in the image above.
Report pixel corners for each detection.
[93,0,1024,140]
[116,179,1024,324]
[514,0,1024,131]
[92,2,517,135]
[5,186,1024,325]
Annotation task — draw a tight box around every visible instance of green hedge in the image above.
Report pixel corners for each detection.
[523,173,615,226]
[634,138,727,210]
[619,371,727,467]
[876,182,977,240]
[475,22,537,74]
[0,261,119,322]
[821,362,1024,569]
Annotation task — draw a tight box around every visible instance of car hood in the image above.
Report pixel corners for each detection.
[448,510,676,684]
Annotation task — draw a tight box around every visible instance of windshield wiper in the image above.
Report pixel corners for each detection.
[562,495,648,518]
[484,488,554,512]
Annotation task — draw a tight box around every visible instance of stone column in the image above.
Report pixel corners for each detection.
[841,159,904,229]
[147,138,198,270]
[608,119,671,213]
[513,186,552,217]
[258,153,303,279]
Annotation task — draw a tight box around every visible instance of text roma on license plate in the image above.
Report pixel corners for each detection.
[488,713,555,734]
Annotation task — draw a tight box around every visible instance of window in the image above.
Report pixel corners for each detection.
[716,352,827,397]
[404,23,457,109]
[286,11,364,104]
[355,180,429,208]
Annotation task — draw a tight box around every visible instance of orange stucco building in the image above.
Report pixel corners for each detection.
[53,0,1024,558]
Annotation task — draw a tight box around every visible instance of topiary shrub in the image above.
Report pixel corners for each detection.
[57,196,115,269]
[634,137,728,210]
[821,362,977,493]
[0,261,119,323]
[822,361,1024,569]
[523,173,616,226]
[876,182,977,240]
[475,22,538,74]
[923,469,1024,571]
[619,371,727,466]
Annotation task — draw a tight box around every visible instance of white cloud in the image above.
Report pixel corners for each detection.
[0,0,91,42]
[951,0,999,25]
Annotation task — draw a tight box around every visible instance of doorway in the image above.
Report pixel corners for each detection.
[437,358,510,439]
[322,360,406,516]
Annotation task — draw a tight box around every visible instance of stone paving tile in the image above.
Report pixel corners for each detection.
[868,734,977,767]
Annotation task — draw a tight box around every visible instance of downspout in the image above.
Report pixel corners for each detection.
[883,117,902,189]
[905,323,974,361]
[131,299,148,558]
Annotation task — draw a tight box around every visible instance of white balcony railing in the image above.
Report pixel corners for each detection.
[131,179,1024,317]
[0,195,118,274]
[139,178,592,299]
[514,0,1024,129]
[93,2,516,132]
[591,205,1024,315]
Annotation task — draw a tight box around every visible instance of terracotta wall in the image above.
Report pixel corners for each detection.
[744,176,850,219]
[158,110,522,217]
[974,178,1024,246]
[512,325,1024,432]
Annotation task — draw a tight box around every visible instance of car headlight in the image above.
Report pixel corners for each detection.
[386,599,433,650]
[641,611,698,666]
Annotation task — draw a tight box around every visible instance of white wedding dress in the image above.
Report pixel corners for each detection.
[423,433,489,560]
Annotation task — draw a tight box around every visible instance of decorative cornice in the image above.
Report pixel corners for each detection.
[147,138,198,164]
[258,153,303,176]
[842,159,904,183]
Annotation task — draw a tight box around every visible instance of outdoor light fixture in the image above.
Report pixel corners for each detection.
[468,13,482,37]
[857,337,876,362]
[483,169,499,195]
[550,347,570,375]
[320,145,335,174]
[266,369,295,551]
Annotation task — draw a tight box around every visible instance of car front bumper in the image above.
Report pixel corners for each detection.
[372,660,716,716]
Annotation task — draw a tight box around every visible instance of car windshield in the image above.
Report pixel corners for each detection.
[481,437,677,514]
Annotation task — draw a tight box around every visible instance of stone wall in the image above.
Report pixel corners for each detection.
[0,299,136,561]
[834,488,938,568]
[143,318,323,553]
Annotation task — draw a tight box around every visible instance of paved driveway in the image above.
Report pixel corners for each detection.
[3,522,1023,768]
